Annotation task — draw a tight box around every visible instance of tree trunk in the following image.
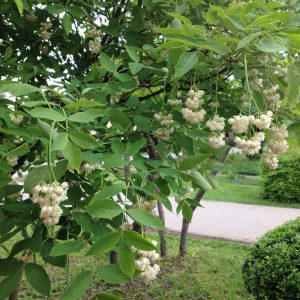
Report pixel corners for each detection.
[178,147,232,257]
[110,251,118,264]
[145,133,167,257]
[157,200,167,257]
[179,189,205,257]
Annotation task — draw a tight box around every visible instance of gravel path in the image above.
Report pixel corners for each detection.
[163,199,300,243]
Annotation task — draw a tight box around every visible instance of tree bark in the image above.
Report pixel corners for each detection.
[178,147,232,257]
[109,251,118,264]
[145,133,167,257]
[157,200,167,257]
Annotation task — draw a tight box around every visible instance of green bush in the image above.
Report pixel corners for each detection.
[262,154,300,203]
[242,218,300,300]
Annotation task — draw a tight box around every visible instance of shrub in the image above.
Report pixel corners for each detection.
[262,154,300,203]
[242,218,300,300]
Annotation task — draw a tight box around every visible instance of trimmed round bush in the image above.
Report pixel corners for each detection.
[262,154,300,203]
[242,218,300,300]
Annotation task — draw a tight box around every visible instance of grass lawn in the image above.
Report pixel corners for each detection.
[204,175,300,209]
[4,235,253,300]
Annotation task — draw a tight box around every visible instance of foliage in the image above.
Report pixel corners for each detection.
[0,0,300,298]
[221,153,260,176]
[242,218,300,300]
[262,153,300,203]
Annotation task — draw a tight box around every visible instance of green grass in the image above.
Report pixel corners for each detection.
[204,175,300,209]
[4,235,253,300]
[220,154,260,176]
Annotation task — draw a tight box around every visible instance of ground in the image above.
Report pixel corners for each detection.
[10,236,253,300]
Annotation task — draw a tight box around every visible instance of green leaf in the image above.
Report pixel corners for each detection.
[50,240,85,256]
[6,143,30,157]
[0,272,22,300]
[92,184,124,201]
[190,171,213,191]
[86,199,123,219]
[68,109,105,123]
[237,32,262,49]
[182,203,193,222]
[52,132,69,151]
[0,83,40,96]
[63,14,72,34]
[0,258,24,276]
[256,37,287,53]
[123,230,156,251]
[87,231,121,256]
[14,0,23,15]
[27,107,65,122]
[24,166,49,192]
[118,242,135,278]
[67,5,85,18]
[126,46,140,62]
[73,212,95,233]
[47,4,65,14]
[175,51,198,78]
[129,62,143,75]
[287,66,299,103]
[25,263,50,296]
[69,132,99,149]
[179,154,208,171]
[62,140,82,171]
[99,52,117,73]
[127,209,163,230]
[61,271,93,300]
[126,139,146,156]
[98,264,131,284]
[93,292,122,300]
[202,40,230,55]
[167,12,192,25]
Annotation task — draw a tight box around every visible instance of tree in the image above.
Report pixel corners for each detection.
[0,0,299,298]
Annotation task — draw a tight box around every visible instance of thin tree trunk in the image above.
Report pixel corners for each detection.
[178,147,232,257]
[145,133,167,257]
[157,200,167,257]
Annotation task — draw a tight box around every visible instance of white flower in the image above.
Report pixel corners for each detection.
[25,12,37,22]
[81,163,102,174]
[209,133,226,149]
[252,111,273,130]
[89,40,101,54]
[10,114,24,125]
[6,156,18,167]
[228,115,252,134]
[269,126,288,140]
[206,115,225,132]
[167,99,182,106]
[40,205,62,226]
[263,85,280,108]
[268,139,289,155]
[262,148,278,169]
[89,28,101,38]
[241,94,251,108]
[181,108,206,124]
[234,135,262,156]
[41,30,52,40]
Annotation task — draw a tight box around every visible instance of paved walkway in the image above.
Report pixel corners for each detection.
[163,199,300,243]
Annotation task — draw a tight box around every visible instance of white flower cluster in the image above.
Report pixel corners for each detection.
[154,113,174,139]
[32,182,68,226]
[89,28,101,38]
[25,11,37,22]
[262,148,279,169]
[10,114,23,126]
[6,156,18,167]
[134,240,160,283]
[13,136,24,145]
[80,163,102,174]
[89,40,101,54]
[167,99,182,106]
[228,115,252,134]
[206,115,226,149]
[249,69,263,91]
[263,85,280,109]
[209,133,226,149]
[234,132,265,156]
[252,111,273,130]
[40,22,53,40]
[206,115,225,132]
[39,44,49,54]
[133,200,156,212]
[241,93,251,108]
[181,89,206,124]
